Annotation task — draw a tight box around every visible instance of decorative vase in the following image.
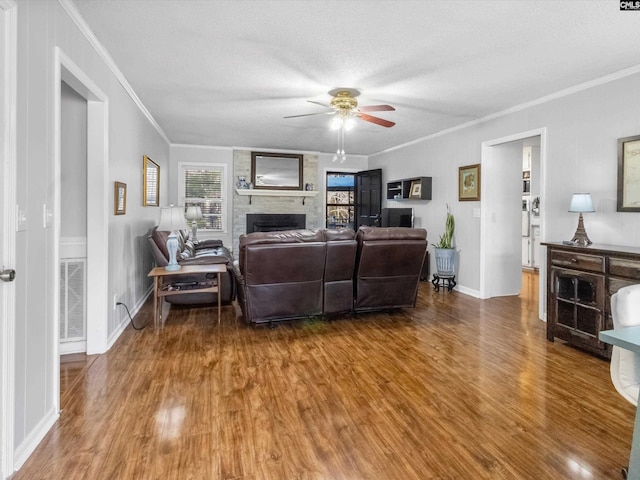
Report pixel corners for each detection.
[236,176,248,189]
[434,247,455,276]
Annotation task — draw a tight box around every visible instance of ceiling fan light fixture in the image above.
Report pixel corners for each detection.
[344,117,356,131]
[330,116,343,130]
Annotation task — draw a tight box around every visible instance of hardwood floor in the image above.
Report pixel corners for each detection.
[13,273,635,479]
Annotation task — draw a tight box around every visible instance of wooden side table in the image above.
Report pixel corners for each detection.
[148,264,226,329]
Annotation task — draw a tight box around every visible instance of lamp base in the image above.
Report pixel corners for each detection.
[571,213,592,246]
[191,220,198,242]
[165,232,181,271]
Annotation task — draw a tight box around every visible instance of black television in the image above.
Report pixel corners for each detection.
[381,208,413,227]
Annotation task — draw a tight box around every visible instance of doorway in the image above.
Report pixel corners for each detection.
[480,128,546,320]
[54,48,110,425]
[59,81,88,356]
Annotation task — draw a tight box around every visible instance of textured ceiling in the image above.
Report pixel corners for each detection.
[72,0,640,156]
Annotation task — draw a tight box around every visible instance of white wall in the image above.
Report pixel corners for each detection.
[13,0,169,470]
[60,81,87,237]
[370,69,640,295]
[169,144,234,247]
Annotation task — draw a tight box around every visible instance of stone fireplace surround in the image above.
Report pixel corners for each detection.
[232,150,320,256]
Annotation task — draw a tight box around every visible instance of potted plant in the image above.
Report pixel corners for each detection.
[433,204,455,276]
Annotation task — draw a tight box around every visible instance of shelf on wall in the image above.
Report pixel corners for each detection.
[386,177,432,200]
[235,189,319,205]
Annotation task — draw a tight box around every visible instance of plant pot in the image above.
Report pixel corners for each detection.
[434,247,455,276]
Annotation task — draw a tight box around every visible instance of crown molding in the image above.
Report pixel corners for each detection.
[57,0,170,145]
[372,62,640,157]
[170,143,233,151]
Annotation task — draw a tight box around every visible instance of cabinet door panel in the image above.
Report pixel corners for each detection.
[609,257,640,280]
[609,277,639,296]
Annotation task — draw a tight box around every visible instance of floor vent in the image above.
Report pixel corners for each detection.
[60,258,86,344]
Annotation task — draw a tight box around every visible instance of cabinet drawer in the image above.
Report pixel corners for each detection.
[550,250,604,273]
[609,257,640,280]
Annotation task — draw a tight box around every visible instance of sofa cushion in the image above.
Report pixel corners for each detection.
[323,228,356,241]
[239,229,324,270]
[356,226,427,242]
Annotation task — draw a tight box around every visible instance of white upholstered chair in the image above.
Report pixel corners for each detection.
[610,284,640,479]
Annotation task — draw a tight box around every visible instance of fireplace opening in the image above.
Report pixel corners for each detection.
[246,214,306,234]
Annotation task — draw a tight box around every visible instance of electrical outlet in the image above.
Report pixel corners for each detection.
[113,295,118,310]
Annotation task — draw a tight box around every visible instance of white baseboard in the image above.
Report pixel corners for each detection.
[59,340,86,355]
[12,407,59,472]
[453,284,481,298]
[107,285,153,349]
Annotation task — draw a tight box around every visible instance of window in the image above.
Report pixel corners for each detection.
[326,172,355,230]
[178,163,226,231]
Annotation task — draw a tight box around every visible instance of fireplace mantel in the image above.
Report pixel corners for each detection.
[235,188,319,205]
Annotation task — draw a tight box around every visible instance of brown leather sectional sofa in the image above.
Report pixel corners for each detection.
[233,226,427,324]
[148,227,236,305]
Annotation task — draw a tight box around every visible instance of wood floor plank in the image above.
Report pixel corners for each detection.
[11,272,637,479]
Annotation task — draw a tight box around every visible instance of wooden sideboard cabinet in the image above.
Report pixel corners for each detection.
[544,242,640,359]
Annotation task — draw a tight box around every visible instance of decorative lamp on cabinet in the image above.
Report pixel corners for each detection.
[569,193,594,246]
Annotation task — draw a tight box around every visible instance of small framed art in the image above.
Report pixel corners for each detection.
[114,181,127,215]
[459,164,480,201]
[410,180,422,199]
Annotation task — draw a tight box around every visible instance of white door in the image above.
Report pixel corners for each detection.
[482,140,523,297]
[0,1,17,477]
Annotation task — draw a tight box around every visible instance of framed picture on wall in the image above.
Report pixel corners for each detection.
[114,181,127,215]
[459,164,481,201]
[143,155,160,206]
[617,135,640,212]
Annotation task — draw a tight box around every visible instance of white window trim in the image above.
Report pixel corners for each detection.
[178,161,227,233]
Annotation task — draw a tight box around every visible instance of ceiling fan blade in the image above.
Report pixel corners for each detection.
[307,100,332,108]
[284,111,334,119]
[358,113,395,128]
[357,104,396,112]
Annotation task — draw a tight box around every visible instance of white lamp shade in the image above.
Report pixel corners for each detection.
[157,205,187,232]
[185,205,203,221]
[569,193,595,213]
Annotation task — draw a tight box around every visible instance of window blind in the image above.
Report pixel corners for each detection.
[178,163,225,231]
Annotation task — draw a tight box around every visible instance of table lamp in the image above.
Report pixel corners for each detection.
[157,205,187,271]
[185,205,203,242]
[569,193,594,246]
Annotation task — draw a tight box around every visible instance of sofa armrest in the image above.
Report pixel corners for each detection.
[232,260,244,285]
[194,238,224,250]
[179,255,229,266]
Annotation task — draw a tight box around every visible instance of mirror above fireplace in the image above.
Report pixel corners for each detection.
[251,152,303,190]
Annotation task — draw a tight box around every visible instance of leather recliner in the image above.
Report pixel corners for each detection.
[354,226,427,312]
[234,229,328,324]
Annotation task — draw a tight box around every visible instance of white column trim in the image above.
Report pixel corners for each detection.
[55,47,110,359]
